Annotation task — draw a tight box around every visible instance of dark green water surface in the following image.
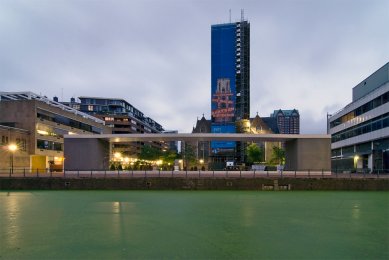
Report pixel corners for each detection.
[1,191,388,259]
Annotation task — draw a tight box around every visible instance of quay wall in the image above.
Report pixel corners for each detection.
[0,177,388,191]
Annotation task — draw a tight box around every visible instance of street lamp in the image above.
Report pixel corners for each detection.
[8,144,17,174]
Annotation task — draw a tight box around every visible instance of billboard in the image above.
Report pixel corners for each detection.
[211,78,235,123]
[211,124,236,150]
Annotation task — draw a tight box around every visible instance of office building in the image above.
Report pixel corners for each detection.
[328,62,389,172]
[0,92,110,171]
[271,109,300,134]
[211,17,250,166]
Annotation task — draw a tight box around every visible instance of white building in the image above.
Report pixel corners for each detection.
[328,62,389,173]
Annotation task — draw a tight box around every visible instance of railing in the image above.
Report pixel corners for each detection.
[0,168,388,179]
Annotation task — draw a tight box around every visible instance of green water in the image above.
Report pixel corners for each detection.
[0,191,388,259]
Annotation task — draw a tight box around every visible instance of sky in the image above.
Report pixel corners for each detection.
[0,0,388,133]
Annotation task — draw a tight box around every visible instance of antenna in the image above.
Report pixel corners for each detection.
[229,9,231,23]
[241,9,244,21]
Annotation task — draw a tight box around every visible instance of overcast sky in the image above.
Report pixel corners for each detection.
[1,0,388,133]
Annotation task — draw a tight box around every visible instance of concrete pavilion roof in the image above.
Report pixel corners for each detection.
[64,133,330,143]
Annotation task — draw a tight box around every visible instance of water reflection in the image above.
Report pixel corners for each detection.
[352,203,360,220]
[3,192,24,248]
[241,201,255,227]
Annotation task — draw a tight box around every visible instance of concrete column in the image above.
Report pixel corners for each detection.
[368,154,373,173]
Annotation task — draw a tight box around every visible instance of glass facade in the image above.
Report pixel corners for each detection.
[37,109,103,134]
[330,91,389,129]
[331,112,389,143]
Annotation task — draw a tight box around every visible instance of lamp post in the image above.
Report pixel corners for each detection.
[8,144,17,174]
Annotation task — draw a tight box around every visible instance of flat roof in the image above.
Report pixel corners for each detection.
[64,133,330,142]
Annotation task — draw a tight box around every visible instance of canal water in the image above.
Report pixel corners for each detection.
[1,191,388,259]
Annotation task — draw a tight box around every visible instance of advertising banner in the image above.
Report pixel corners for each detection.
[211,78,235,123]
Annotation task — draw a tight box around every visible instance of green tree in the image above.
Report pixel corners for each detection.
[160,149,178,168]
[271,146,285,165]
[139,145,161,161]
[182,143,196,169]
[246,143,263,164]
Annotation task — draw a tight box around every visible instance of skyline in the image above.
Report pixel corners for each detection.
[1,0,388,133]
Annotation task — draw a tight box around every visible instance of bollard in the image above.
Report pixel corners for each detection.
[77,170,80,178]
[240,170,242,178]
[213,170,215,178]
[294,170,296,178]
[254,170,256,178]
[91,170,93,178]
[377,170,380,179]
[321,169,324,178]
[172,170,174,177]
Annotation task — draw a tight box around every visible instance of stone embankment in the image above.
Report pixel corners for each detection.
[0,177,388,191]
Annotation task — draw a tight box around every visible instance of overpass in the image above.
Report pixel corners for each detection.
[64,133,331,171]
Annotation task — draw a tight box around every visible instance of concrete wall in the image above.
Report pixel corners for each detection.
[0,126,31,169]
[0,177,387,191]
[64,138,110,170]
[285,138,331,171]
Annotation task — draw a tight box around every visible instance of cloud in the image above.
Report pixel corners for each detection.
[1,0,388,133]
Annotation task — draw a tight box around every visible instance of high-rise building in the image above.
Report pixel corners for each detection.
[328,62,389,173]
[210,18,250,166]
[271,109,300,134]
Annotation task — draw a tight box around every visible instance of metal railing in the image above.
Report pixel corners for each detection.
[0,168,388,179]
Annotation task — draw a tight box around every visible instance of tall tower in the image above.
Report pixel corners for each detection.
[210,16,250,166]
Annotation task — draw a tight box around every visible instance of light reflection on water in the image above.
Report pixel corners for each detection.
[352,203,361,220]
[4,192,28,249]
[241,201,255,227]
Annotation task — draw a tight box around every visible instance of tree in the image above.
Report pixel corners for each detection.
[160,149,178,169]
[246,143,263,164]
[139,145,161,161]
[271,146,285,165]
[182,143,196,169]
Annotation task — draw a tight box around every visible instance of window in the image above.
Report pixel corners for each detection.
[88,105,93,111]
[1,136,9,145]
[37,139,62,151]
